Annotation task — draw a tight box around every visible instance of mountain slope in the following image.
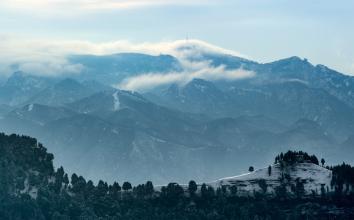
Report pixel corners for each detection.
[25,78,99,106]
[210,162,332,196]
[152,79,354,141]
[0,72,54,106]
[68,53,182,85]
[67,89,210,147]
[1,49,354,184]
[0,133,54,200]
[0,104,11,117]
[260,57,354,108]
[1,133,353,220]
[0,87,348,184]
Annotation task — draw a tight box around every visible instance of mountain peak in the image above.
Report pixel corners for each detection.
[274,56,310,65]
[287,56,303,61]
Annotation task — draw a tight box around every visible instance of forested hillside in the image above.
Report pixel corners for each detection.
[1,133,354,219]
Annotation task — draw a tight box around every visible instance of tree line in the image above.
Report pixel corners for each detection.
[1,134,354,219]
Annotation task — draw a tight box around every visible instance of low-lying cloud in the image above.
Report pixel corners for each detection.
[0,36,248,78]
[118,65,255,92]
[0,35,255,90]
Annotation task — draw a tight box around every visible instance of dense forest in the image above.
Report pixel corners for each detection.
[1,133,354,219]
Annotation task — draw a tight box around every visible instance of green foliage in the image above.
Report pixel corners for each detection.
[275,150,319,165]
[268,165,272,176]
[321,158,325,166]
[122,181,132,191]
[295,178,305,198]
[188,180,198,196]
[1,133,354,219]
[275,184,287,199]
[330,163,354,194]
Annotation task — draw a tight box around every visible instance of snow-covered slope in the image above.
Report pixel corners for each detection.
[209,162,332,196]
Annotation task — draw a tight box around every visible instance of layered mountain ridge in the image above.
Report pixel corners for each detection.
[0,44,353,184]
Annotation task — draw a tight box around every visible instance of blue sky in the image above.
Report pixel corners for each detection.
[1,0,354,75]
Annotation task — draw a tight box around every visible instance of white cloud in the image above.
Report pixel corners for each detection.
[18,61,84,77]
[0,35,249,78]
[0,36,254,91]
[118,66,255,92]
[0,35,255,90]
[115,43,254,91]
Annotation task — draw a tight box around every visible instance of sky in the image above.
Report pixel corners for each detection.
[1,0,354,75]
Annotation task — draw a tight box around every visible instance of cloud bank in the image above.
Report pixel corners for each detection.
[0,35,254,90]
[0,36,248,76]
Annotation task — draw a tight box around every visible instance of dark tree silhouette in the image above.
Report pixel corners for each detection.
[145,181,154,196]
[188,180,198,196]
[122,182,132,191]
[1,133,354,220]
[268,165,272,176]
[321,158,325,167]
[200,183,208,198]
[275,151,319,165]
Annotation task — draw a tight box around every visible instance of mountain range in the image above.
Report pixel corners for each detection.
[0,43,353,184]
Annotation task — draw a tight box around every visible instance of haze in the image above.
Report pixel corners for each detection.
[1,0,354,75]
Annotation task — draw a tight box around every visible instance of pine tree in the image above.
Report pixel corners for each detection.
[122,182,132,191]
[201,183,208,198]
[63,174,69,188]
[96,180,108,197]
[71,173,79,185]
[109,182,121,198]
[188,180,198,196]
[321,158,325,167]
[144,181,154,196]
[268,165,272,176]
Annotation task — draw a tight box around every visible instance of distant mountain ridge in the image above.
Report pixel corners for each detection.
[0,87,346,184]
[0,45,353,184]
[68,53,183,85]
[25,78,98,106]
